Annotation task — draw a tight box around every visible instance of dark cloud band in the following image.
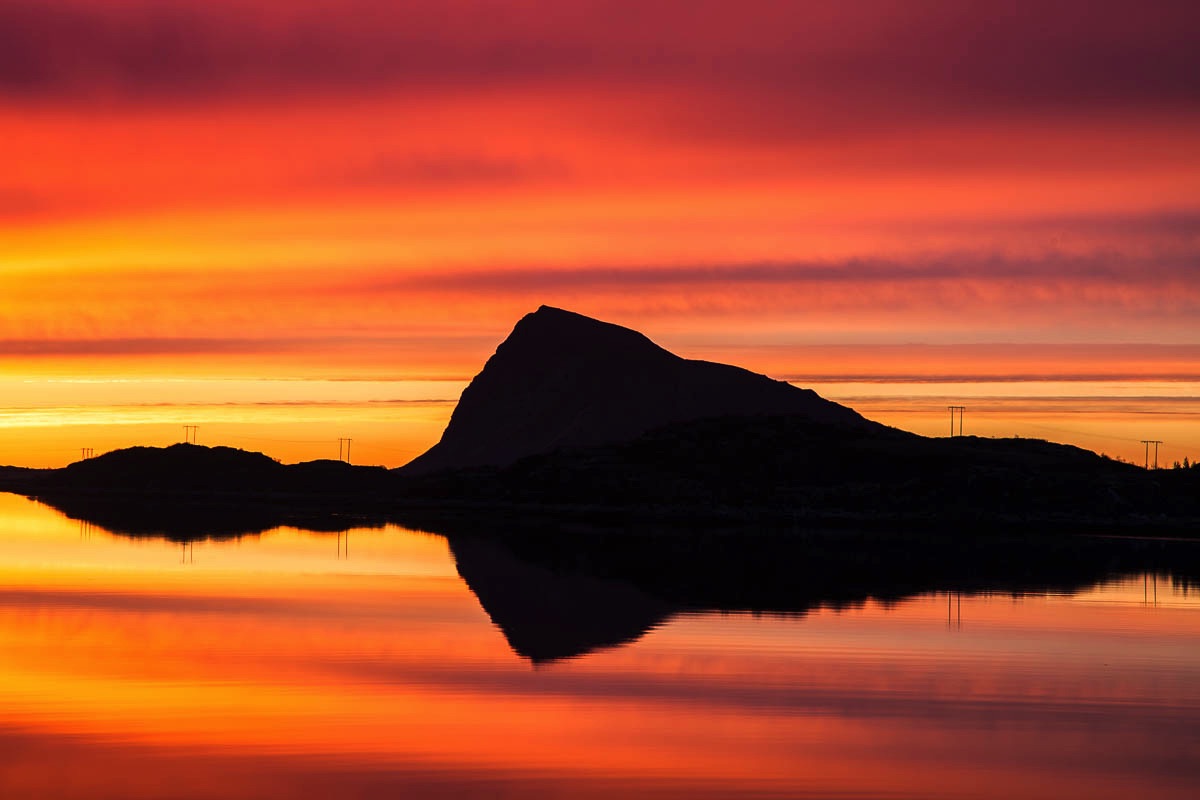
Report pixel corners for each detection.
[2,0,1197,125]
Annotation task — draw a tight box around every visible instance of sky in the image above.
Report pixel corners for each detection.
[1,1,1199,466]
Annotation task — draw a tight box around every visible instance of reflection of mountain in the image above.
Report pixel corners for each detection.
[439,519,1200,662]
[449,536,674,663]
[22,499,1200,662]
[38,493,386,542]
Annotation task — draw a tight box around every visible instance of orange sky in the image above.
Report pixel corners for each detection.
[1,1,1198,466]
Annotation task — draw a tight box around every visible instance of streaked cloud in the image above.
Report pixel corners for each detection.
[364,250,1200,292]
[3,1,1197,125]
[314,153,569,190]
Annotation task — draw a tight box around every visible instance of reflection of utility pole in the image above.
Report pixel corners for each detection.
[338,437,353,464]
[337,530,349,560]
[1140,440,1163,469]
[946,591,962,629]
[183,425,199,444]
[947,406,965,437]
[180,541,194,564]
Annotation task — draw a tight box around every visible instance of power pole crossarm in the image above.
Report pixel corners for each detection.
[1140,440,1164,469]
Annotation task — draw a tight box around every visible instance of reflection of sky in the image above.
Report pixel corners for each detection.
[0,493,456,578]
[1,493,1199,798]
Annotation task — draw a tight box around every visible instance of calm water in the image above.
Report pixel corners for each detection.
[1,492,1198,799]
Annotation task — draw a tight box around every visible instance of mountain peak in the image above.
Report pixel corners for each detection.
[503,305,666,356]
[401,307,872,475]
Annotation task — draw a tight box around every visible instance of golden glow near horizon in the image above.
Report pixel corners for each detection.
[3,376,1200,468]
[2,2,1198,467]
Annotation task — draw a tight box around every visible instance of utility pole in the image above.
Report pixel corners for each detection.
[1140,439,1163,469]
[338,437,353,464]
[80,447,94,460]
[182,425,198,444]
[947,406,965,437]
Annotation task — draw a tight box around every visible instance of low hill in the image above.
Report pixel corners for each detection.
[404,413,1200,528]
[56,443,284,491]
[35,443,394,496]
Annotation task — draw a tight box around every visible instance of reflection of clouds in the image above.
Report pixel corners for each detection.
[2,485,1199,797]
[1,568,1198,799]
[0,586,309,617]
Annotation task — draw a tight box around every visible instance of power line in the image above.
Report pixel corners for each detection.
[347,442,418,453]
[1019,421,1147,444]
[222,433,333,445]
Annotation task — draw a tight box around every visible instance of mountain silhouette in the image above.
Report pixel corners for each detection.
[2,307,1198,531]
[401,305,875,475]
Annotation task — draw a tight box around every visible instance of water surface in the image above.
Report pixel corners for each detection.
[1,493,1197,798]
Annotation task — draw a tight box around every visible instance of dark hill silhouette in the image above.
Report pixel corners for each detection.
[18,445,396,540]
[31,443,394,498]
[57,443,283,491]
[400,305,875,475]
[401,413,1200,529]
